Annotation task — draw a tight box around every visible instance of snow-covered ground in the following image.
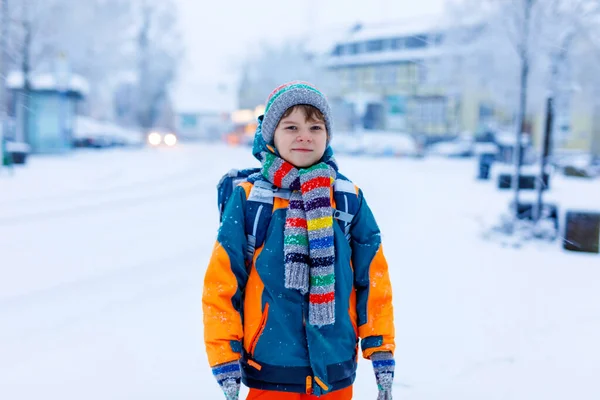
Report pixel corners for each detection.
[0,143,599,400]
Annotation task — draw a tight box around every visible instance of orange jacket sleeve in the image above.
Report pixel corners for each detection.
[350,189,395,359]
[203,184,250,367]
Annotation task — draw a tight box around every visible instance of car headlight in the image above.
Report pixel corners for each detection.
[148,132,162,146]
[164,133,177,146]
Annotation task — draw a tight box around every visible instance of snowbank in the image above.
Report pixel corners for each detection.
[333,130,420,157]
[7,70,90,96]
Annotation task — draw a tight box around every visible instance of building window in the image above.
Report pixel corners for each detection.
[407,63,418,86]
[391,37,405,50]
[397,63,412,88]
[332,45,343,56]
[389,65,399,85]
[376,65,394,84]
[345,43,360,55]
[382,38,393,51]
[418,63,427,84]
[366,40,384,52]
[348,68,358,89]
[339,70,347,88]
[376,64,397,85]
[363,67,375,87]
[406,34,428,49]
[414,97,447,125]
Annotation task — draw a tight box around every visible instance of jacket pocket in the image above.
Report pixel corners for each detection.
[249,303,269,356]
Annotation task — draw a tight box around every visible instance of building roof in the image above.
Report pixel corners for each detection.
[6,71,90,96]
[326,47,443,68]
[324,14,485,68]
[340,15,447,44]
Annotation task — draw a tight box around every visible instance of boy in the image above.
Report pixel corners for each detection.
[203,82,395,399]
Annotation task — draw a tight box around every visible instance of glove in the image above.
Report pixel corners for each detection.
[212,360,241,400]
[371,351,394,400]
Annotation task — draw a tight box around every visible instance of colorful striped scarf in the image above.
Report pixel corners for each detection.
[261,151,337,327]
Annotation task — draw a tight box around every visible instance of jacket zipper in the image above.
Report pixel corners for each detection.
[249,303,269,356]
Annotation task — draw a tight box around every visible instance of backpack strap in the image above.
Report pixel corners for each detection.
[333,175,359,241]
[244,180,292,265]
[243,176,359,265]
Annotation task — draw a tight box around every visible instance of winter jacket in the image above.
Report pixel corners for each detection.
[202,172,395,396]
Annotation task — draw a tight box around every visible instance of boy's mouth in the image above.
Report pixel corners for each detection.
[292,148,313,152]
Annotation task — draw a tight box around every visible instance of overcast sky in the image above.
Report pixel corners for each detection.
[172,0,446,111]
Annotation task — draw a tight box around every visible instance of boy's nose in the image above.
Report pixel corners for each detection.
[296,129,312,142]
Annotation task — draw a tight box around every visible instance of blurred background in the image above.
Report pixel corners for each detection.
[1,0,599,399]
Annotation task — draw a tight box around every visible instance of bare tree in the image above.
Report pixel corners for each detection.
[237,39,326,109]
[133,0,182,131]
[441,0,600,232]
[0,0,8,129]
[5,0,137,139]
[54,0,134,119]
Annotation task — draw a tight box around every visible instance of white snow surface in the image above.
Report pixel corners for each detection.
[0,143,599,400]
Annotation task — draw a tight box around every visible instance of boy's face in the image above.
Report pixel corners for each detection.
[273,107,327,168]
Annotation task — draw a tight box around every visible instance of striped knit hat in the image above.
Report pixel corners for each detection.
[261,81,333,145]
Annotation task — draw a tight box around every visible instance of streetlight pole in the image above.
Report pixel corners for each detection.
[0,0,8,129]
[0,0,8,170]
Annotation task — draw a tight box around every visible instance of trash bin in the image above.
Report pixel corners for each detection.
[563,211,600,254]
[477,153,495,180]
[498,173,550,190]
[6,142,30,165]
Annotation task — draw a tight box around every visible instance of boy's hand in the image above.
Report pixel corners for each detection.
[371,351,394,399]
[212,360,241,400]
[221,378,240,400]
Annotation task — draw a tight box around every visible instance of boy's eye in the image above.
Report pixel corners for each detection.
[285,126,297,131]
[311,126,324,131]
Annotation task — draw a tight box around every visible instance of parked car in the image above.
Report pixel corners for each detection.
[360,131,421,158]
[74,116,143,148]
[331,135,364,156]
[427,134,475,158]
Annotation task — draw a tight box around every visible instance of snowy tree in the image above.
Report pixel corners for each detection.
[0,0,8,124]
[3,0,138,137]
[237,40,332,109]
[3,0,65,142]
[3,0,181,133]
[132,0,182,131]
[439,0,600,228]
[438,0,599,125]
[53,0,134,119]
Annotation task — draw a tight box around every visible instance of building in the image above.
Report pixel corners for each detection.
[324,18,495,138]
[172,83,234,141]
[325,17,600,158]
[7,71,88,154]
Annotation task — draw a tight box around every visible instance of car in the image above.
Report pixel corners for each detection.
[331,135,364,156]
[147,130,178,147]
[427,134,475,158]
